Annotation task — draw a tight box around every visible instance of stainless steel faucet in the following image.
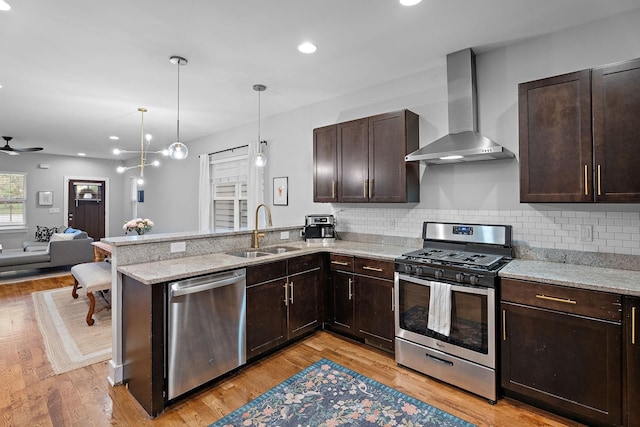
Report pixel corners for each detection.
[253,203,272,248]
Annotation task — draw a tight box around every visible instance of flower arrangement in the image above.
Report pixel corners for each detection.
[123,218,154,235]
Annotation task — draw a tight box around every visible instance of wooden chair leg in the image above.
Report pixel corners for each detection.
[72,279,80,299]
[86,292,96,326]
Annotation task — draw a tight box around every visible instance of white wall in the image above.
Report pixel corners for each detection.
[139,9,640,255]
[1,153,126,249]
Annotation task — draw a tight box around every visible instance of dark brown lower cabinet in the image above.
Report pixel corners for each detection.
[327,255,395,352]
[624,296,640,427]
[501,279,622,427]
[246,255,321,360]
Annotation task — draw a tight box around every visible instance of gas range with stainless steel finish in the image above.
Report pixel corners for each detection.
[394,222,512,403]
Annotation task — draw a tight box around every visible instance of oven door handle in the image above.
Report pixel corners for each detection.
[426,354,453,366]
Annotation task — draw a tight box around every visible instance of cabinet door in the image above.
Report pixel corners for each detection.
[331,270,355,334]
[246,278,287,359]
[518,70,593,202]
[355,275,395,351]
[624,296,640,427]
[287,269,320,339]
[501,301,621,426]
[313,124,337,202]
[338,118,369,202]
[593,57,640,202]
[368,110,420,203]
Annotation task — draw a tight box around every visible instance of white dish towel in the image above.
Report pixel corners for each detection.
[427,281,452,337]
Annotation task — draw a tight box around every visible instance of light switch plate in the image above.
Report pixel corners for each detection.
[280,231,290,239]
[578,224,593,242]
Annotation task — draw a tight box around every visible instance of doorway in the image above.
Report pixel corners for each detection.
[66,178,107,240]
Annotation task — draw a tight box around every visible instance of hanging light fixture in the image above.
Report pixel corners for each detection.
[115,108,160,185]
[253,84,267,167]
[167,55,189,160]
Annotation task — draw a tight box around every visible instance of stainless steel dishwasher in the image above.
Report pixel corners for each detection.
[167,268,246,400]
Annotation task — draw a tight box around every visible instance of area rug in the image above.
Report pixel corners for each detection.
[32,285,111,375]
[210,358,475,427]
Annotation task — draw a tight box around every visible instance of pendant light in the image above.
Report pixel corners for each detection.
[167,55,189,160]
[253,84,267,167]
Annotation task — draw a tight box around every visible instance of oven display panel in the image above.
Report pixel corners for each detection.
[453,226,473,235]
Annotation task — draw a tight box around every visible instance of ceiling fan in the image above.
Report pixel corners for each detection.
[1,136,43,155]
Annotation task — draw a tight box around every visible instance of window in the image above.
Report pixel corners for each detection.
[210,153,248,231]
[0,172,27,229]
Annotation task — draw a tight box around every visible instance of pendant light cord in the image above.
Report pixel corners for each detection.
[176,60,180,142]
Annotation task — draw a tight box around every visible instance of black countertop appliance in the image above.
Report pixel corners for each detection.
[303,214,335,243]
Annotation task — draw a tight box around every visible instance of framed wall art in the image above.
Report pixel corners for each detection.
[273,177,288,206]
[38,191,53,206]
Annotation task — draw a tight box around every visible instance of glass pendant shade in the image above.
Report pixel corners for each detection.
[254,152,267,167]
[168,142,188,160]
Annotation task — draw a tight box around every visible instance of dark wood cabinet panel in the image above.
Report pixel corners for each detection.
[501,280,622,427]
[355,274,395,351]
[246,260,286,285]
[624,296,640,427]
[593,58,640,202]
[287,269,321,339]
[338,118,369,202]
[368,110,420,203]
[313,125,338,202]
[354,257,394,280]
[330,270,355,335]
[313,109,419,203]
[246,277,287,359]
[518,70,592,202]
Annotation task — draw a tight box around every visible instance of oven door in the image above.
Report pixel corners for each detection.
[394,273,495,368]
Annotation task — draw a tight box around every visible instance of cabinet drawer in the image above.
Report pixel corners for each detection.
[354,257,394,280]
[288,254,321,275]
[329,254,354,272]
[501,278,621,322]
[246,260,287,285]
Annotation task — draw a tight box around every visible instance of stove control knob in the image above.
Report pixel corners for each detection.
[469,274,479,285]
[434,269,444,280]
[415,267,424,275]
[403,264,413,274]
[455,272,465,283]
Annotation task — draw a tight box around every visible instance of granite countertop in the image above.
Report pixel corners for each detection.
[499,259,640,297]
[117,240,413,285]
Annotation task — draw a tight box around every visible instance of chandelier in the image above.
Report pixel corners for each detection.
[115,107,161,185]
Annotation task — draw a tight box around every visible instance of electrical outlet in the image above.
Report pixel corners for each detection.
[280,231,290,239]
[578,224,593,242]
[170,242,186,253]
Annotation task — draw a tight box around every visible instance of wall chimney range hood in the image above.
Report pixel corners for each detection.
[405,48,514,164]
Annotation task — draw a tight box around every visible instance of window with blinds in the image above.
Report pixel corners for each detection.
[0,172,27,229]
[211,154,248,231]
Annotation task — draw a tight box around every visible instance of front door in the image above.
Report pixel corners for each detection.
[67,179,106,240]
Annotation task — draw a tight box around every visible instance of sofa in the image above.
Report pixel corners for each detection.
[0,226,94,273]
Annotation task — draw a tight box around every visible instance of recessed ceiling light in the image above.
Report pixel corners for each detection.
[109,135,119,140]
[0,0,11,11]
[399,0,422,5]
[77,153,86,156]
[298,42,317,54]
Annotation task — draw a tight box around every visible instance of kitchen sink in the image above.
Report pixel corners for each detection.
[227,246,300,258]
[227,250,272,258]
[259,246,300,254]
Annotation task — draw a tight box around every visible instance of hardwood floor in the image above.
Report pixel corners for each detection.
[0,274,584,427]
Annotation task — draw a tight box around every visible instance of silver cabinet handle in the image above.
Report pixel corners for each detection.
[289,281,294,304]
[348,278,353,300]
[331,260,349,266]
[283,283,288,306]
[502,309,506,341]
[363,266,383,272]
[391,288,394,312]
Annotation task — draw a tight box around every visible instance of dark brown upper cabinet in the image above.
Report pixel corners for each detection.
[313,109,420,203]
[519,57,640,203]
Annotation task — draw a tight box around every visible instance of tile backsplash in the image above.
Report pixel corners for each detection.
[333,208,640,256]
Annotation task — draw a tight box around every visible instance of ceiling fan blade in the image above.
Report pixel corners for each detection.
[12,147,43,152]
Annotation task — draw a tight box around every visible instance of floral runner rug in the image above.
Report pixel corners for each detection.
[210,358,475,427]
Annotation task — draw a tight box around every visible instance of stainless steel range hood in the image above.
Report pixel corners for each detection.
[405,48,514,165]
